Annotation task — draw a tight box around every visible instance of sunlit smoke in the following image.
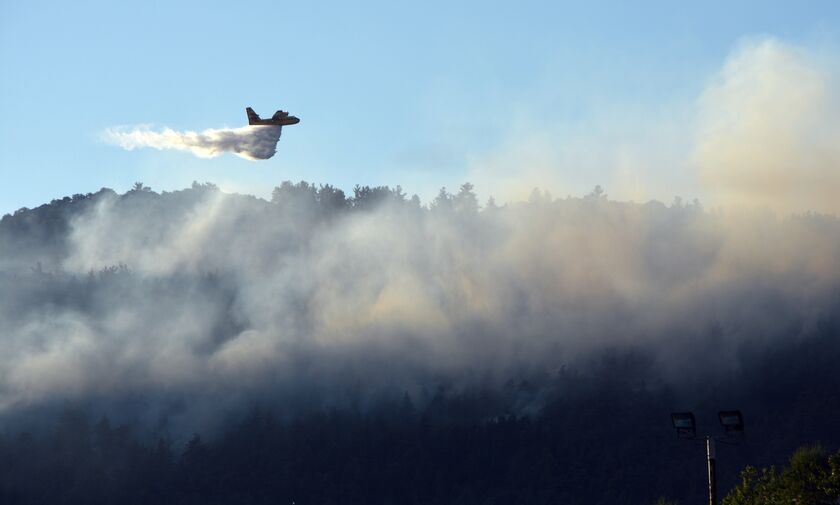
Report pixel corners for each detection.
[695,38,840,214]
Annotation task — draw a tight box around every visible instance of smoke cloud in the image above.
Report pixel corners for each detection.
[2,182,840,433]
[104,125,283,160]
[465,38,840,214]
[695,38,840,213]
[4,38,840,434]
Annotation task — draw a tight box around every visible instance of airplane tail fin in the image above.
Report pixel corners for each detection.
[246,107,261,124]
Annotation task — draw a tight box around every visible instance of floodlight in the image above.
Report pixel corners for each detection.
[669,408,743,505]
[670,412,696,438]
[718,410,744,434]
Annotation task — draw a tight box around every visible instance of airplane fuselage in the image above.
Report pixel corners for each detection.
[246,107,300,126]
[249,117,300,126]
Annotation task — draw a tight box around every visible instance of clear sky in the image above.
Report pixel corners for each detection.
[1,1,838,214]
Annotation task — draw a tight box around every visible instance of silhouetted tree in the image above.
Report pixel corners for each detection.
[431,186,453,211]
[454,182,479,213]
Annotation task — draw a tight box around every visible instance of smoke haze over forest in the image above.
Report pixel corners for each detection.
[2,180,840,436]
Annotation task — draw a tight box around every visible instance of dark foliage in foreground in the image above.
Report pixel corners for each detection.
[722,446,840,505]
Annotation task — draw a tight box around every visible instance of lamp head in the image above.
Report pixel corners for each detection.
[671,412,696,439]
[718,410,744,434]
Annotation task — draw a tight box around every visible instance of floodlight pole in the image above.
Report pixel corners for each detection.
[706,436,717,505]
[671,410,742,505]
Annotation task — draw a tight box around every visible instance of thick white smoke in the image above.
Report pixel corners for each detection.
[104,125,283,160]
[2,184,840,432]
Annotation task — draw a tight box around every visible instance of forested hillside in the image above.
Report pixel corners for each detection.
[1,182,839,504]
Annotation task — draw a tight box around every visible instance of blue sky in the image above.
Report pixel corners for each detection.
[1,1,838,214]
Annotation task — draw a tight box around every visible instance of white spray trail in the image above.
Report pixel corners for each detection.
[104,125,283,160]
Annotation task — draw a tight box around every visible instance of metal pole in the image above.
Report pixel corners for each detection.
[706,436,717,505]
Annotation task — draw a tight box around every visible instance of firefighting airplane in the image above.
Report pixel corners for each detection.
[246,107,300,126]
